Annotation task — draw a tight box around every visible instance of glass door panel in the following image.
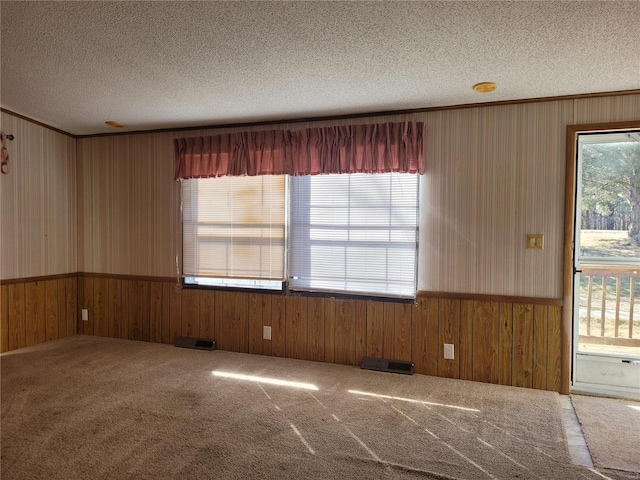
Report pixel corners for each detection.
[576,132,640,359]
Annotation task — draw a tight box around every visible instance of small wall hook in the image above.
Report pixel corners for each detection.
[1,131,11,174]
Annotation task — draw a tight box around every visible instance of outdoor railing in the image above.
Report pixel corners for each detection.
[579,265,640,349]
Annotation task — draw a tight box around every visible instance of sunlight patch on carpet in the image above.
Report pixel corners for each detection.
[347,389,480,412]
[290,424,316,455]
[212,371,318,390]
[589,468,616,480]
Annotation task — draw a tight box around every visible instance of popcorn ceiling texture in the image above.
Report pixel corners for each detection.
[1,1,639,135]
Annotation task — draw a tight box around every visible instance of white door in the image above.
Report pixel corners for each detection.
[573,131,640,399]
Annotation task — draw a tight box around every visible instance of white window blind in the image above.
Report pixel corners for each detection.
[182,176,286,283]
[289,173,418,298]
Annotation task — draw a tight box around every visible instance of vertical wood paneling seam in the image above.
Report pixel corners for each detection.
[57,280,64,339]
[242,294,247,353]
[71,278,76,335]
[469,301,473,381]
[531,305,536,388]
[244,294,250,354]
[168,284,173,343]
[20,283,27,347]
[392,306,396,362]
[51,279,60,341]
[91,278,97,337]
[533,304,546,390]
[92,277,96,337]
[438,301,443,377]
[457,299,461,380]
[330,301,334,361]
[510,303,515,387]
[354,301,358,364]
[307,298,312,360]
[497,301,501,384]
[544,306,550,391]
[408,307,412,364]
[65,277,71,336]
[145,281,151,342]
[8,284,26,350]
[364,300,372,361]
[108,278,112,339]
[1,285,8,351]
[323,302,336,362]
[90,276,97,337]
[93,279,104,337]
[21,283,27,347]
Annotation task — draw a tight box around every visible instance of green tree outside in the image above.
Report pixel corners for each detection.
[582,138,640,249]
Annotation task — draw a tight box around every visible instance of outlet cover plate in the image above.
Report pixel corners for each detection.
[81,309,88,321]
[444,343,454,360]
[263,326,272,340]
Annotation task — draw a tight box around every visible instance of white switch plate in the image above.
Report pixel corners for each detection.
[81,308,88,321]
[444,343,454,360]
[263,326,272,340]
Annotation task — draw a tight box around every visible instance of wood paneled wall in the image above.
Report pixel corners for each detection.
[76,134,179,277]
[5,93,635,390]
[574,94,640,124]
[0,277,77,353]
[76,275,562,392]
[75,93,640,300]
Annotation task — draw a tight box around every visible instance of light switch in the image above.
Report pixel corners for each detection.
[526,234,544,250]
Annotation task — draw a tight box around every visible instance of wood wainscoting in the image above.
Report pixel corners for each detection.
[0,275,78,353]
[76,274,563,393]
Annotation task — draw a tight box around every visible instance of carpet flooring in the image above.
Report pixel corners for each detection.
[1,336,638,479]
[571,394,640,473]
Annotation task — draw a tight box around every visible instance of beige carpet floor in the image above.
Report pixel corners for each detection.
[0,336,637,479]
[571,394,640,474]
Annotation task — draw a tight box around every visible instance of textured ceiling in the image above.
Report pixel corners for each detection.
[2,1,640,136]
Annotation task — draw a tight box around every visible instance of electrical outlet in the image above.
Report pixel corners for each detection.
[263,326,272,340]
[444,343,454,360]
[82,309,88,321]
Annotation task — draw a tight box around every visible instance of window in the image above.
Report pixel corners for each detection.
[183,173,419,298]
[182,175,286,290]
[289,173,418,298]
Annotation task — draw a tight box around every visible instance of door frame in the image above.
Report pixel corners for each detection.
[562,120,640,394]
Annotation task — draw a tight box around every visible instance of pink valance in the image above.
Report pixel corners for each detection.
[174,121,424,179]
